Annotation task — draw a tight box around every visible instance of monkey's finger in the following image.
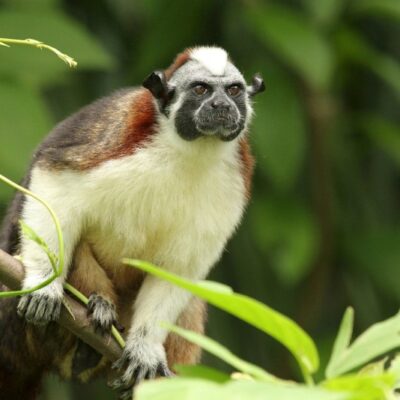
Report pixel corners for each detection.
[87,292,98,315]
[24,295,62,325]
[145,368,157,380]
[117,368,146,400]
[110,367,135,390]
[17,295,31,318]
[110,378,124,390]
[119,387,134,400]
[50,297,62,321]
[25,295,46,324]
[31,296,51,322]
[93,312,115,335]
[112,356,127,371]
[112,350,132,372]
[110,377,132,392]
[157,363,173,378]
[115,321,125,333]
[133,366,148,386]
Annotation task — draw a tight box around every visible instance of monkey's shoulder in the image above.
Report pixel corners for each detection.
[34,87,156,171]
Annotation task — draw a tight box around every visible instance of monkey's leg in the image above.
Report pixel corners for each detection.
[68,241,118,335]
[165,297,206,368]
[112,269,211,398]
[0,296,45,400]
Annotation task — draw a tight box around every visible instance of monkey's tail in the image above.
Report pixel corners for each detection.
[0,292,48,400]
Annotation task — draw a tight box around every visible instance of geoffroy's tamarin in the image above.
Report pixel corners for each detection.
[0,46,264,399]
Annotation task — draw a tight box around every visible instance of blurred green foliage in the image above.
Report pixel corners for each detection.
[0,0,399,399]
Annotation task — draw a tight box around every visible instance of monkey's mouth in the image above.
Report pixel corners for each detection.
[196,113,241,140]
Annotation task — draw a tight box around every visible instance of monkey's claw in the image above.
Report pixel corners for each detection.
[111,347,173,398]
[87,293,118,335]
[17,293,62,325]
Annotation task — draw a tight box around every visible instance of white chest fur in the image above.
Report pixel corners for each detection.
[28,131,247,281]
[86,132,247,277]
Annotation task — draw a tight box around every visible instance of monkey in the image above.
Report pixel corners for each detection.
[0,46,264,398]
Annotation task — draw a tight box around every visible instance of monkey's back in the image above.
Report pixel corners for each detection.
[34,87,150,171]
[0,86,149,255]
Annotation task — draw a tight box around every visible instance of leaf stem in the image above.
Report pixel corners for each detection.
[0,37,77,67]
[300,362,315,386]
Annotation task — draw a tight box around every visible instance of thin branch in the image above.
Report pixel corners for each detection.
[0,248,122,362]
[0,38,77,68]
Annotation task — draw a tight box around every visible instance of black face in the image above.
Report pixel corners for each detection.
[143,69,265,142]
[174,81,248,142]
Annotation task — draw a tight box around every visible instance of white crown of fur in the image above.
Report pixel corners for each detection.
[189,47,228,76]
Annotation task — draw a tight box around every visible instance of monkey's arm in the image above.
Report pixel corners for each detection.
[15,89,139,325]
[17,168,83,324]
[113,272,203,389]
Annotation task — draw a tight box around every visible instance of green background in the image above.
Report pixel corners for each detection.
[0,0,399,398]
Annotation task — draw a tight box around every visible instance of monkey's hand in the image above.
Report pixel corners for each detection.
[87,293,118,335]
[111,337,173,399]
[17,285,63,325]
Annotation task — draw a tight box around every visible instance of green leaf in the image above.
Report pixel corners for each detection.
[123,259,320,378]
[388,354,400,389]
[136,378,348,400]
[0,9,114,85]
[335,28,400,98]
[358,115,400,167]
[351,0,400,22]
[196,281,233,294]
[174,365,230,383]
[358,358,387,376]
[326,308,354,379]
[244,3,334,90]
[323,373,395,400]
[166,324,277,382]
[251,66,307,190]
[325,311,400,378]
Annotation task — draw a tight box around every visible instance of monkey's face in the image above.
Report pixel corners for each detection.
[170,62,249,142]
[142,48,265,142]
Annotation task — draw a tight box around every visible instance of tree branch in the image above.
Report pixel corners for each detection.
[0,248,122,361]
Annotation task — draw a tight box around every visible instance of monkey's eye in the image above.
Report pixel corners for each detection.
[193,84,208,96]
[227,85,242,97]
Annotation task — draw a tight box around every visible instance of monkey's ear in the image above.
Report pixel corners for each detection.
[247,74,265,97]
[143,71,169,99]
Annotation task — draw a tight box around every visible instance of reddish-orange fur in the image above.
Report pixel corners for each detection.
[119,89,157,158]
[164,50,191,80]
[69,242,118,305]
[165,297,206,368]
[73,89,157,171]
[239,137,255,199]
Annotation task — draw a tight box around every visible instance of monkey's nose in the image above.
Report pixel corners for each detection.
[211,100,231,110]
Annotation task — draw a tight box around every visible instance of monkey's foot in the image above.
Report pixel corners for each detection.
[110,341,173,399]
[17,292,62,325]
[87,293,118,335]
